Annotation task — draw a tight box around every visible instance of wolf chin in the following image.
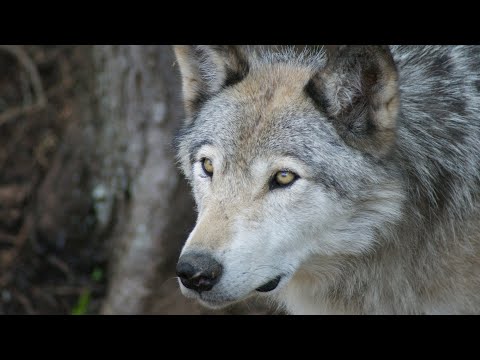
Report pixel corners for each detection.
[172,45,480,314]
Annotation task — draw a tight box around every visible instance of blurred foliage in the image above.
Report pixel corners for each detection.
[71,267,104,315]
[71,290,90,315]
[91,267,103,283]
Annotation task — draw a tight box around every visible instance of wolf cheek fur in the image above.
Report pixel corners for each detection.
[173,45,480,314]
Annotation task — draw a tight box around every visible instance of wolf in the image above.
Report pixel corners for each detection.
[172,45,480,314]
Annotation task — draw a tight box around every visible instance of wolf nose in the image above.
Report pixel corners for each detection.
[176,253,223,292]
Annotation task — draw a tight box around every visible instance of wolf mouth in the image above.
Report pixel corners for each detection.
[256,275,283,292]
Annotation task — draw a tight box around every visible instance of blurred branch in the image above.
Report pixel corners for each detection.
[0,214,33,286]
[0,45,47,127]
[10,289,35,314]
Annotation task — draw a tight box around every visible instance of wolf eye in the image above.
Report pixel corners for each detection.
[201,158,214,176]
[270,170,299,190]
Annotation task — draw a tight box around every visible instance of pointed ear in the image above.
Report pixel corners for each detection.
[306,45,399,156]
[173,45,250,118]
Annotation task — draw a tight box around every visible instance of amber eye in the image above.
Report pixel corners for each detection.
[201,158,214,176]
[270,170,298,190]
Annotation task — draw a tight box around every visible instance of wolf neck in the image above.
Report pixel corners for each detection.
[280,213,478,315]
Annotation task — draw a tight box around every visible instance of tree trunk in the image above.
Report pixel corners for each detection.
[84,45,197,314]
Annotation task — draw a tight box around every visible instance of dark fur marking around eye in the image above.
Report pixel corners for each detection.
[269,172,299,191]
[188,140,213,164]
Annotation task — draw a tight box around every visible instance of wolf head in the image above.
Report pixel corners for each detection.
[173,45,405,310]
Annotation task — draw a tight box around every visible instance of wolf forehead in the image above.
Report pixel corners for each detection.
[173,59,384,198]
[176,61,346,164]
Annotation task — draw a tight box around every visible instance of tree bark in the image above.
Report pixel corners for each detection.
[83,45,195,314]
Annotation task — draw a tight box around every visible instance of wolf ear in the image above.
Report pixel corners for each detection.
[306,45,399,156]
[173,45,250,118]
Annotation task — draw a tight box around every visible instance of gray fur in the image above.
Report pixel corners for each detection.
[173,45,480,314]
